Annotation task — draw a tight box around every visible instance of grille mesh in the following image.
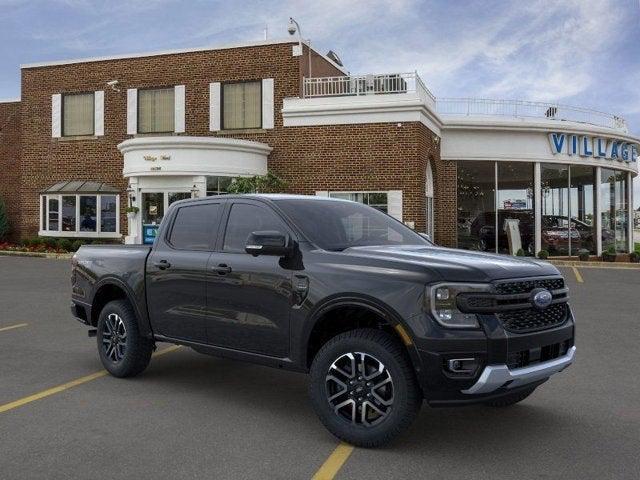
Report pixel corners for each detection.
[497,303,568,333]
[495,278,565,295]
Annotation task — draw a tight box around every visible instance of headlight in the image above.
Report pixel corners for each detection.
[426,283,492,329]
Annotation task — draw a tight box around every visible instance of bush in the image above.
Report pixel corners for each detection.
[515,248,525,257]
[58,238,73,252]
[21,238,32,248]
[537,250,549,260]
[71,240,83,252]
[602,245,617,262]
[577,249,590,261]
[629,251,640,263]
[0,197,9,241]
[42,237,57,249]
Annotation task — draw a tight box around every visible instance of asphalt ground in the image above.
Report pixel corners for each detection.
[0,256,639,479]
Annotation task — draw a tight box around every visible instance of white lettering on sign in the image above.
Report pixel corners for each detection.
[548,132,638,163]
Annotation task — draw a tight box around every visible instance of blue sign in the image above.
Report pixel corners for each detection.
[143,224,159,245]
[548,132,638,163]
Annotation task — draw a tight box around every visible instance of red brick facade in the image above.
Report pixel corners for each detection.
[1,41,454,245]
[0,101,21,239]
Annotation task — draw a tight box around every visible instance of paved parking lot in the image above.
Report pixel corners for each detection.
[1,256,639,479]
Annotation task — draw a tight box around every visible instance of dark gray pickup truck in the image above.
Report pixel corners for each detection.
[71,194,575,447]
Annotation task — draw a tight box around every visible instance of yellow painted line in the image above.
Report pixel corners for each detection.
[571,266,584,283]
[312,442,355,480]
[0,345,181,414]
[0,323,28,333]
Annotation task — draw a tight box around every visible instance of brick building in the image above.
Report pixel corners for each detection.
[1,38,639,255]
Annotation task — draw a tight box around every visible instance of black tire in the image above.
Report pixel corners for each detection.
[309,328,422,448]
[96,300,153,378]
[484,386,536,407]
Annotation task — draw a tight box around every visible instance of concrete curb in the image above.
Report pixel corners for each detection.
[0,250,73,260]
[550,260,640,269]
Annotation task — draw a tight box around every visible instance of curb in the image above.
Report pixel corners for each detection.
[0,250,73,260]
[549,260,640,269]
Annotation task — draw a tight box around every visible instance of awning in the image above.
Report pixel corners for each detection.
[41,180,120,194]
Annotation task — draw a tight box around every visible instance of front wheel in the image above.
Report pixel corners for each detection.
[309,329,422,448]
[97,300,153,378]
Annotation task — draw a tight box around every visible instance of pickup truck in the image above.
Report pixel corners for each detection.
[71,194,576,447]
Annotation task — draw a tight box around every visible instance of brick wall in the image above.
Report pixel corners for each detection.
[0,101,21,240]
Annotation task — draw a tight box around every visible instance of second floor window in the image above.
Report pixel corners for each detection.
[138,87,175,133]
[223,81,261,130]
[63,92,94,136]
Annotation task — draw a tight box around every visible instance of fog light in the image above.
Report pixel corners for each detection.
[447,358,479,374]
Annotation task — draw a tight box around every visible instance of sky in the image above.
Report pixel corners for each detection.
[1,0,639,200]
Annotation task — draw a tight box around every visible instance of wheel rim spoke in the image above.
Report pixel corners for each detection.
[102,313,127,363]
[325,351,394,428]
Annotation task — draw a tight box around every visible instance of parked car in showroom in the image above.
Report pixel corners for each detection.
[71,195,576,447]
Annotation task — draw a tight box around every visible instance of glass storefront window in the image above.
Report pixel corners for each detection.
[48,197,59,231]
[206,176,233,196]
[142,192,165,226]
[79,196,97,232]
[569,166,596,254]
[541,164,570,256]
[497,163,535,255]
[100,195,117,233]
[62,196,76,232]
[457,161,495,252]
[601,168,628,252]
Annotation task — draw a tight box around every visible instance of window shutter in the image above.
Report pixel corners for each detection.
[127,88,137,135]
[51,94,62,138]
[315,191,329,197]
[94,90,104,136]
[387,190,403,221]
[209,82,221,131]
[174,85,185,133]
[262,78,274,129]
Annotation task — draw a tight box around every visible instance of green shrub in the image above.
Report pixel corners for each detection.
[537,250,549,260]
[629,251,640,263]
[42,237,57,249]
[577,249,590,261]
[31,237,43,246]
[71,240,83,252]
[516,248,525,257]
[21,238,32,248]
[58,239,72,252]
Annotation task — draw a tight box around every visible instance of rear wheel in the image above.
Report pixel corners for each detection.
[309,329,422,448]
[97,300,153,378]
[484,386,537,407]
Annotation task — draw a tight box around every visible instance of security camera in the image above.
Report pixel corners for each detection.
[287,18,297,35]
[106,80,120,92]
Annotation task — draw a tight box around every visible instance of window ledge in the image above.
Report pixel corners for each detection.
[133,132,179,138]
[38,230,122,239]
[216,128,267,135]
[56,135,99,142]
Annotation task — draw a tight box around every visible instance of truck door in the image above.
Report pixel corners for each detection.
[205,201,293,358]
[146,200,223,343]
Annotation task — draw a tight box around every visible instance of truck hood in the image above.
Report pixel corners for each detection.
[341,245,560,282]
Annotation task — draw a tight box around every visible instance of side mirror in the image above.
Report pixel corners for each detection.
[245,231,294,257]
[419,232,433,243]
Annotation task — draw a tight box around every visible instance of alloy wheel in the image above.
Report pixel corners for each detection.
[102,313,127,362]
[325,352,394,427]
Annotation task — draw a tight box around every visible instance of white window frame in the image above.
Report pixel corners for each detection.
[39,193,121,238]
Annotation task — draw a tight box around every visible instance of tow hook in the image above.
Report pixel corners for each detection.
[87,329,97,338]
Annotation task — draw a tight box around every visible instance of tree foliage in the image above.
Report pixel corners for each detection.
[226,172,287,194]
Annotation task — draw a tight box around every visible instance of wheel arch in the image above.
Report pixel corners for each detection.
[303,295,423,375]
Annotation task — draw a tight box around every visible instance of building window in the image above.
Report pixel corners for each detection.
[497,163,535,255]
[601,168,628,253]
[206,176,233,196]
[138,87,175,133]
[63,92,94,136]
[328,192,389,213]
[40,193,119,237]
[222,81,261,130]
[457,161,496,252]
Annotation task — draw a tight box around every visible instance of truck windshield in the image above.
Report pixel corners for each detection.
[274,199,430,251]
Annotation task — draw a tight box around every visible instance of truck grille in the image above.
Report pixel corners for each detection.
[497,303,568,333]
[507,339,573,369]
[495,278,565,295]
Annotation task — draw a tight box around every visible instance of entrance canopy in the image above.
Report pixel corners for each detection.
[41,180,120,194]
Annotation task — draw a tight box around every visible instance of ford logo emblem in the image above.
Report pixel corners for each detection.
[531,289,553,309]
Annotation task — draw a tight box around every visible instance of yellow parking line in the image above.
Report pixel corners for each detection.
[571,266,584,283]
[0,323,28,333]
[312,442,355,480]
[0,345,181,414]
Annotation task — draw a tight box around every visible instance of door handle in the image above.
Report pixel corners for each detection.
[153,260,171,270]
[212,263,232,275]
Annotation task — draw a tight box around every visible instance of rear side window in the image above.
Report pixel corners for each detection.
[169,203,221,250]
[223,203,287,253]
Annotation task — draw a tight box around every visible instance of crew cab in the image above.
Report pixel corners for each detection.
[71,194,576,447]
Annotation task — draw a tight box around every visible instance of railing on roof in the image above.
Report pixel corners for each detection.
[302,72,436,106]
[436,97,628,132]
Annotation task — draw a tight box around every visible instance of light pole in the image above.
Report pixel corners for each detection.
[288,17,312,79]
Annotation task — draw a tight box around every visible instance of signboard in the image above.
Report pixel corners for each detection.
[143,224,159,245]
[548,132,638,163]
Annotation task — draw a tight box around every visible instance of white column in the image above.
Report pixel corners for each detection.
[125,177,140,244]
[534,162,541,255]
[595,167,602,256]
[628,171,633,253]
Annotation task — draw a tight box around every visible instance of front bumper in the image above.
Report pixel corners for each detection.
[461,346,576,395]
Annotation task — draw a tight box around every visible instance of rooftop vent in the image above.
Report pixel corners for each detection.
[326,50,343,67]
